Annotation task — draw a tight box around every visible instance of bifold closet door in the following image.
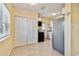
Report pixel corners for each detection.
[27,18,38,44]
[27,18,33,44]
[31,18,38,43]
[21,18,28,44]
[15,17,28,46]
[15,16,38,46]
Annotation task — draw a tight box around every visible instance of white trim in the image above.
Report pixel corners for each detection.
[64,12,71,56]
[64,4,71,56]
[0,35,10,42]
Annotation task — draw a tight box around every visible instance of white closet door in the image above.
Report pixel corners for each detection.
[27,18,32,44]
[15,16,38,46]
[32,19,38,43]
[15,17,22,45]
[21,18,27,44]
[26,18,38,44]
[15,17,27,46]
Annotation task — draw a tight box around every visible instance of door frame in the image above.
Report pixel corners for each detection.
[52,14,71,56]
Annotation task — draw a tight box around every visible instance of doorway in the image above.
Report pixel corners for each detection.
[53,17,64,55]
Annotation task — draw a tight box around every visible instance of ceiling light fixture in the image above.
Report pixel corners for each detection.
[51,13,57,16]
[38,18,42,21]
[30,3,37,6]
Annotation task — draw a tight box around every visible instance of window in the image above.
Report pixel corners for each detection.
[0,4,10,41]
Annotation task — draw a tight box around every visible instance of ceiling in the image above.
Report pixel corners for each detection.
[12,3,64,17]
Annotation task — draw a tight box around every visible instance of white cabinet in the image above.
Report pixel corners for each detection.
[15,16,38,46]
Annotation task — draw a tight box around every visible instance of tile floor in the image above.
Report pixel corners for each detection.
[10,39,63,56]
